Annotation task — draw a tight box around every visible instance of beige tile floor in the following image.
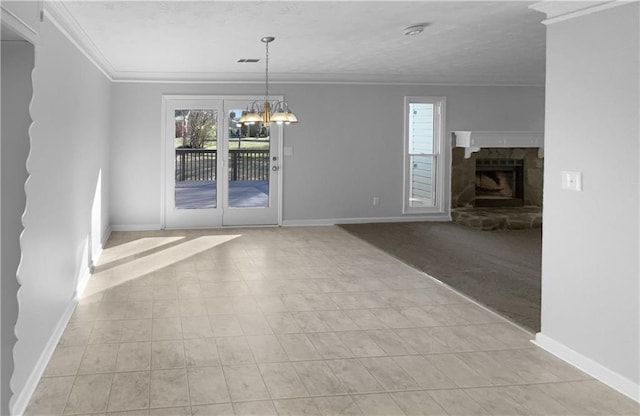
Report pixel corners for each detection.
[26,227,638,416]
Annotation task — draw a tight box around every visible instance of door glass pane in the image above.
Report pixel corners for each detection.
[227,109,270,208]
[174,109,217,209]
[409,155,436,207]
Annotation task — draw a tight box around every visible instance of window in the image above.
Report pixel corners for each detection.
[403,97,447,214]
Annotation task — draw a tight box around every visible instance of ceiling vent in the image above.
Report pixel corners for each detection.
[237,59,260,63]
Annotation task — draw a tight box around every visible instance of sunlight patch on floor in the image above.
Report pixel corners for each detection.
[83,235,241,298]
[98,236,186,265]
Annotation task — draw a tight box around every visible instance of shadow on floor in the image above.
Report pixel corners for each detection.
[339,222,542,332]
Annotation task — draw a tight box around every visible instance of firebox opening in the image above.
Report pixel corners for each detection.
[475,159,524,207]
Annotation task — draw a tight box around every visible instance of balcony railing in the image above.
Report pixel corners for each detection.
[176,149,216,181]
[175,148,269,182]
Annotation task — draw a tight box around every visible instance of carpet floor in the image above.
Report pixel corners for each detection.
[339,222,542,332]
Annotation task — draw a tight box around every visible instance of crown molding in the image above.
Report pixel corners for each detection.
[529,1,633,25]
[110,70,544,87]
[0,5,39,44]
[42,1,114,80]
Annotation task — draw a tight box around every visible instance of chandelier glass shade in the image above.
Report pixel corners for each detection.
[238,37,298,127]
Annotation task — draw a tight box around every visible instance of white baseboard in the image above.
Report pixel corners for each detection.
[110,223,162,231]
[534,333,639,403]
[10,299,78,416]
[282,214,451,227]
[111,217,451,230]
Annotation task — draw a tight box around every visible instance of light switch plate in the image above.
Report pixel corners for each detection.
[561,171,582,191]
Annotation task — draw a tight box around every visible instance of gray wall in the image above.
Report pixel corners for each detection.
[1,39,34,416]
[10,16,112,412]
[540,2,639,389]
[110,83,544,227]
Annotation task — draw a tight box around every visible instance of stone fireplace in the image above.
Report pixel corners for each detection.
[450,131,544,229]
[452,147,543,208]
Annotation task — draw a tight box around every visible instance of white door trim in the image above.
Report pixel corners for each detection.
[161,94,284,228]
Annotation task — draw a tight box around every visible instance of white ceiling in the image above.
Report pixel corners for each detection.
[59,1,546,85]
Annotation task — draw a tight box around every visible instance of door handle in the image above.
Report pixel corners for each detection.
[272,166,279,171]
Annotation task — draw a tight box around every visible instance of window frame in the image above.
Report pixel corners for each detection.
[403,96,448,215]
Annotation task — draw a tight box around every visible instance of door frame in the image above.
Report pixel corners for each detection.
[160,94,284,228]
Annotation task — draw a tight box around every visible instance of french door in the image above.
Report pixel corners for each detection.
[163,96,281,228]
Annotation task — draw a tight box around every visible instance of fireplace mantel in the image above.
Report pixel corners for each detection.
[453,131,544,158]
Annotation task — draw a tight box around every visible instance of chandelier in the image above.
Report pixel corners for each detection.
[238,37,298,127]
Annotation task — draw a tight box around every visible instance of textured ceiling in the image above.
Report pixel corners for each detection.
[61,1,546,84]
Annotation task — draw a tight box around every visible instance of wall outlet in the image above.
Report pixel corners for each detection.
[372,196,380,206]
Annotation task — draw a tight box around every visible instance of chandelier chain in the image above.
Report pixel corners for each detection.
[265,40,269,101]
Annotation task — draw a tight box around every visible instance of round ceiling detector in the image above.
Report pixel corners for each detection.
[404,24,427,36]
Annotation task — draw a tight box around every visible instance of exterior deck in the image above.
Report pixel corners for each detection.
[175,180,269,209]
[174,148,270,209]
